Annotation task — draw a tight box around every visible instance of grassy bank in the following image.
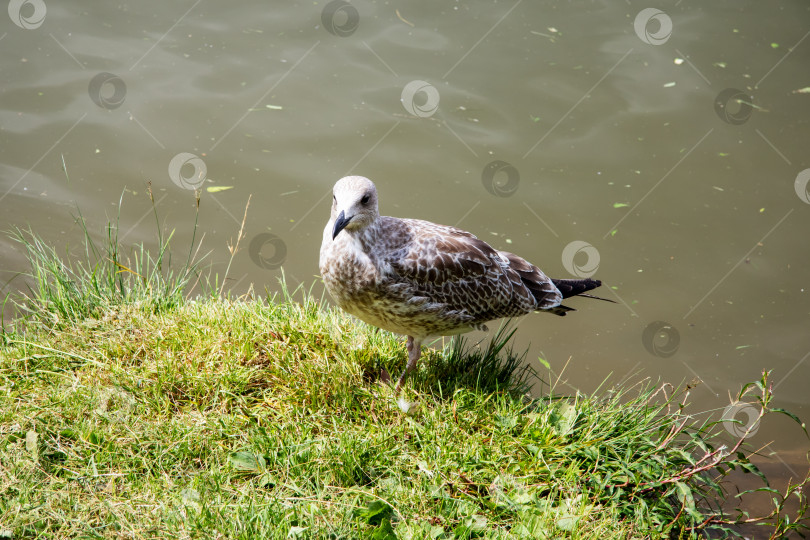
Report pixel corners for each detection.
[1,220,808,539]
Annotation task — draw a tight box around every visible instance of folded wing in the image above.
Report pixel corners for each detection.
[382,218,562,324]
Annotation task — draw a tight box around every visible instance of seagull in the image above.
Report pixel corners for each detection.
[319,175,611,396]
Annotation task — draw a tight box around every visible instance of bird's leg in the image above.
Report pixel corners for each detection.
[394,336,421,394]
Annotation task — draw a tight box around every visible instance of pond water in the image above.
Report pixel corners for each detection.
[2,0,809,527]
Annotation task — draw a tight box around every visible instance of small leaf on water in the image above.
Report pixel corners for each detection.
[793,87,810,94]
[206,186,234,193]
[265,104,283,110]
[771,42,779,48]
[537,356,550,369]
[613,202,629,208]
[735,345,751,350]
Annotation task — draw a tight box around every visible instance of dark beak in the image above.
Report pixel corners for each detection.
[332,210,352,239]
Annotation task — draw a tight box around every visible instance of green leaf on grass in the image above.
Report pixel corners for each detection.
[370,519,397,540]
[356,500,393,525]
[674,482,696,511]
[229,451,265,472]
[550,402,577,436]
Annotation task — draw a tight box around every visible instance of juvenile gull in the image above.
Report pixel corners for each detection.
[319,176,611,395]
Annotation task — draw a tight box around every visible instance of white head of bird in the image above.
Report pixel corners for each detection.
[329,176,379,240]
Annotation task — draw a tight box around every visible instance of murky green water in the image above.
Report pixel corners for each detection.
[2,0,809,520]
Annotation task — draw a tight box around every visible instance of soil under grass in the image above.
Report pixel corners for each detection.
[1,223,807,539]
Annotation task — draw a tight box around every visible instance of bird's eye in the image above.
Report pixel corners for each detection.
[332,195,336,204]
[361,194,370,205]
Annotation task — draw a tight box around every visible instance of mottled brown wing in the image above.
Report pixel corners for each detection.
[498,251,563,310]
[383,218,559,322]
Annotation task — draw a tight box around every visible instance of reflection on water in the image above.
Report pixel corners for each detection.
[2,0,809,501]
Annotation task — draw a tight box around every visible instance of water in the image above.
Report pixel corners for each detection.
[2,0,809,523]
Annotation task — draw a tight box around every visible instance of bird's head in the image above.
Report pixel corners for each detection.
[330,175,379,239]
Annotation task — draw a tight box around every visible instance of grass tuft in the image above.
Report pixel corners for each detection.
[5,187,207,329]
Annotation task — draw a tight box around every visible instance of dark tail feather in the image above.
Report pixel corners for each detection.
[551,278,604,299]
[544,278,616,317]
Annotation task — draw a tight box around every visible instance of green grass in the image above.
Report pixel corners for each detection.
[1,217,808,539]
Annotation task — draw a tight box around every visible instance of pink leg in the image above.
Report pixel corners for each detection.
[395,336,421,394]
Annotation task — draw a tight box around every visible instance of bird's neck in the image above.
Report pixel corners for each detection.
[350,218,383,252]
